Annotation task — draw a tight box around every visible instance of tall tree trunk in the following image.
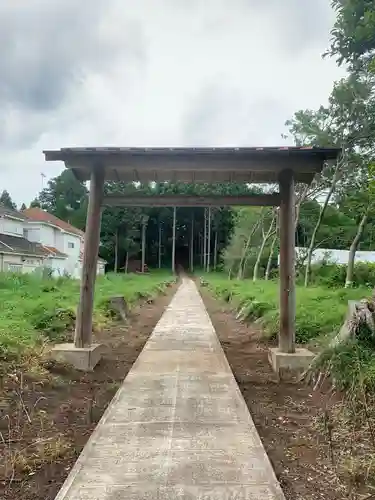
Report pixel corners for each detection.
[158,223,162,269]
[141,218,146,273]
[214,230,218,271]
[345,211,369,288]
[190,213,194,272]
[207,207,211,272]
[253,214,276,281]
[114,229,119,273]
[172,206,176,274]
[199,233,203,267]
[125,251,129,274]
[265,232,278,280]
[237,217,262,280]
[203,208,207,271]
[304,166,340,287]
[295,183,310,231]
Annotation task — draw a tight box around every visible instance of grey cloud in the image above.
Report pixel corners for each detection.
[248,0,335,50]
[183,84,287,146]
[182,83,289,146]
[168,0,335,53]
[0,1,147,112]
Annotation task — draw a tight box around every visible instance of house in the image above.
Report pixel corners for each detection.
[0,204,105,277]
[23,207,106,278]
[0,204,64,273]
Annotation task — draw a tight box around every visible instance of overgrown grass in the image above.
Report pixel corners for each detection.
[0,271,174,361]
[203,274,368,344]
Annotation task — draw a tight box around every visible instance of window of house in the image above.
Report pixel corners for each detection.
[23,229,29,239]
[68,242,75,249]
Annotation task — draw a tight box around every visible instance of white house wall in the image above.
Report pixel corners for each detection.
[22,256,44,273]
[62,233,82,277]
[41,225,56,247]
[277,247,375,266]
[48,258,68,277]
[0,217,24,237]
[2,254,23,272]
[25,226,41,242]
[1,253,44,273]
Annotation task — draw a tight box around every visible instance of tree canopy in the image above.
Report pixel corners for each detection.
[0,190,17,210]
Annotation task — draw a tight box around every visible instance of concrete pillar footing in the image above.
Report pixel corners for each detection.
[268,346,315,374]
[51,343,104,371]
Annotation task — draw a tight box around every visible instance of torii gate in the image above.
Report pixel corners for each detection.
[44,146,340,372]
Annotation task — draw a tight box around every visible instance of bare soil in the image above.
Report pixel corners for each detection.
[200,287,371,500]
[0,283,177,500]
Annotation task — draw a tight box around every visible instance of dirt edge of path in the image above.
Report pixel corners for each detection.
[0,282,178,500]
[200,286,358,500]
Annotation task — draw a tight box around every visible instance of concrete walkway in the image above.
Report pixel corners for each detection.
[55,279,285,500]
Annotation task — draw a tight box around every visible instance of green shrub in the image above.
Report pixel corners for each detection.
[313,340,375,394]
[237,299,271,322]
[301,262,375,288]
[30,306,76,342]
[203,273,369,344]
[0,271,174,361]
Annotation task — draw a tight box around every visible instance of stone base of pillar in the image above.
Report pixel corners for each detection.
[51,343,104,371]
[268,347,315,375]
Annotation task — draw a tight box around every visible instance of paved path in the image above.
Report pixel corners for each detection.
[56,278,285,499]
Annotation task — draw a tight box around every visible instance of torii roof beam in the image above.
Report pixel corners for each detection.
[43,146,341,184]
[103,193,281,207]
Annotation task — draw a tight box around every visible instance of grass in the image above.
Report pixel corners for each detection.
[203,273,370,344]
[0,271,174,361]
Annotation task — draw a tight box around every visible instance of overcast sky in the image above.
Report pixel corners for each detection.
[0,0,345,205]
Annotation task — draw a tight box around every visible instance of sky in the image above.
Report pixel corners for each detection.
[0,0,346,206]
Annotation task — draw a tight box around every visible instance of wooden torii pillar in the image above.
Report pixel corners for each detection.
[75,166,105,348]
[269,169,314,373]
[278,169,295,353]
[51,165,106,371]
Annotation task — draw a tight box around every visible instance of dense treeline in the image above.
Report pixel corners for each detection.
[2,166,375,277]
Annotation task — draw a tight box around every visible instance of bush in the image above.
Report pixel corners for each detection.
[301,262,375,288]
[30,306,76,342]
[0,271,175,361]
[203,274,369,344]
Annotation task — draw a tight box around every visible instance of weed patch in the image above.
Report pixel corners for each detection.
[0,272,175,361]
[203,274,368,344]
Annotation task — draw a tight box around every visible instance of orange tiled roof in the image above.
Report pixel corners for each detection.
[23,208,84,237]
[42,245,67,258]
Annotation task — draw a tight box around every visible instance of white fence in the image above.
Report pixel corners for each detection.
[278,248,375,266]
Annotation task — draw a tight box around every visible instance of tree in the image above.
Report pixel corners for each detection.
[329,0,375,70]
[38,169,88,230]
[222,206,264,279]
[20,203,27,211]
[30,199,41,208]
[253,209,277,281]
[0,190,16,210]
[285,73,375,285]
